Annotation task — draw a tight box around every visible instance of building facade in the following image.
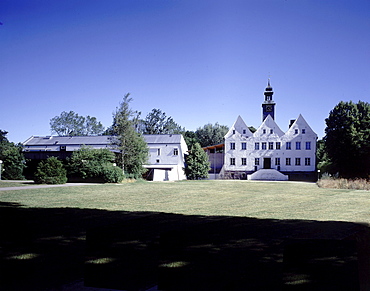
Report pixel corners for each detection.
[23,134,188,181]
[143,134,188,181]
[221,81,317,181]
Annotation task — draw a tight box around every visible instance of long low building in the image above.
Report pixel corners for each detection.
[23,134,188,181]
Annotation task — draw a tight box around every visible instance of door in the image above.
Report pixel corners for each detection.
[263,158,271,169]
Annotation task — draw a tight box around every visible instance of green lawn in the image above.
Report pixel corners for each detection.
[0,180,34,188]
[1,180,370,290]
[1,180,370,223]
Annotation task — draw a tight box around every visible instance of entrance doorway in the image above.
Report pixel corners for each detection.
[263,158,271,169]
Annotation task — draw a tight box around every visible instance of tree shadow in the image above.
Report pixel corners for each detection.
[1,203,369,291]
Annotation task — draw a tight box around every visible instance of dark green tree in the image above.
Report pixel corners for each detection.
[141,108,184,134]
[184,143,210,180]
[0,130,26,180]
[67,147,123,183]
[50,111,105,136]
[195,123,229,147]
[324,100,370,178]
[34,157,67,184]
[183,130,200,148]
[111,93,148,178]
[316,139,332,174]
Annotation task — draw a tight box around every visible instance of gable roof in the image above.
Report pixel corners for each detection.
[23,135,114,146]
[143,134,183,144]
[225,115,253,138]
[254,115,284,137]
[285,114,317,136]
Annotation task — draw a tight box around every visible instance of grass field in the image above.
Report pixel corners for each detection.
[1,180,370,290]
[1,180,370,222]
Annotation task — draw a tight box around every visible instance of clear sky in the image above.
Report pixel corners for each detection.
[1,0,369,143]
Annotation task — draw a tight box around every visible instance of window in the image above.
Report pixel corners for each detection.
[306,142,311,150]
[275,158,280,166]
[243,129,246,134]
[302,129,306,134]
[156,159,160,163]
[230,143,235,150]
[262,142,267,150]
[270,129,273,134]
[173,148,179,155]
[241,158,247,165]
[295,158,301,166]
[286,142,291,150]
[157,148,161,156]
[230,158,235,165]
[269,142,274,150]
[255,143,260,150]
[286,158,291,166]
[241,142,247,150]
[296,142,301,150]
[232,129,236,134]
[263,129,266,134]
[295,129,298,134]
[255,158,260,165]
[305,158,311,166]
[276,142,281,150]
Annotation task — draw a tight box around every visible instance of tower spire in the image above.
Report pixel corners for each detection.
[262,80,276,121]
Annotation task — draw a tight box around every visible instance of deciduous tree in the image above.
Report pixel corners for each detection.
[50,111,104,136]
[67,147,123,183]
[195,123,229,147]
[0,130,26,180]
[324,101,370,178]
[141,108,184,134]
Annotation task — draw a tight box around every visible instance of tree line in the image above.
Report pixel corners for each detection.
[1,97,369,181]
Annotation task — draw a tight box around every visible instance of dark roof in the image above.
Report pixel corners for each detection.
[23,135,115,146]
[23,134,184,147]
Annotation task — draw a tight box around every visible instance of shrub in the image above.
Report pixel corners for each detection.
[101,163,124,183]
[34,157,67,184]
[67,147,123,183]
[317,175,370,190]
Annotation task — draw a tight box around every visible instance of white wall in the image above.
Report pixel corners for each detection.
[224,115,317,173]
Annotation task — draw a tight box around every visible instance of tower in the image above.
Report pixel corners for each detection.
[262,79,276,121]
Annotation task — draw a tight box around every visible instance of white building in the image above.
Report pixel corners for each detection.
[23,134,188,181]
[143,134,188,181]
[221,81,317,181]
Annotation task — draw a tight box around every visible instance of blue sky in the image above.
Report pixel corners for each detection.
[1,0,369,143]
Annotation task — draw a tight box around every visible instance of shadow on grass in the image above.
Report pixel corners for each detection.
[1,202,370,291]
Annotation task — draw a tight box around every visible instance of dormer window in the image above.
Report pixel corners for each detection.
[295,129,298,134]
[263,129,266,134]
[232,130,236,134]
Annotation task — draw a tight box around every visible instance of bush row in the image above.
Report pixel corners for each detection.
[34,148,124,184]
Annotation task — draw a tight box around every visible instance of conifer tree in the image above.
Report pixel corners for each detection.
[184,143,210,180]
[111,93,148,178]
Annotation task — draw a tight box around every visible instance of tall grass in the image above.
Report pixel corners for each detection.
[317,176,370,190]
